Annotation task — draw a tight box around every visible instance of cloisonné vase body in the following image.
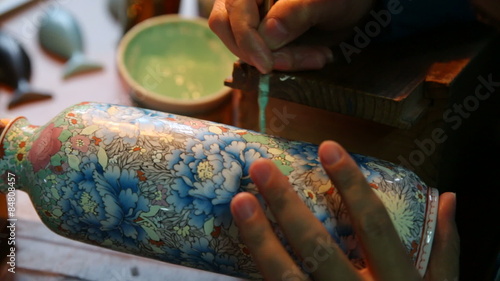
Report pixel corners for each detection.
[0,102,437,279]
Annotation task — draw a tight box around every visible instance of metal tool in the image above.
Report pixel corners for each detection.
[257,0,275,133]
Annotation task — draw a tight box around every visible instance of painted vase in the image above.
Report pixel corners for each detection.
[0,102,438,279]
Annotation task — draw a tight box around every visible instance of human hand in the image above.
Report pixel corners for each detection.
[471,0,500,30]
[209,0,374,74]
[230,140,459,280]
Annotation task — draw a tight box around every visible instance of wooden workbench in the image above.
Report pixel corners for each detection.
[0,1,498,280]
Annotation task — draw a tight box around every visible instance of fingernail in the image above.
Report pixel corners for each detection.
[325,48,334,63]
[251,54,272,74]
[272,51,292,70]
[250,161,271,187]
[449,192,457,220]
[261,18,289,49]
[233,194,257,221]
[320,141,342,166]
[299,53,327,69]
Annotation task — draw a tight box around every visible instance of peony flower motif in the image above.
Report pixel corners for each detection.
[196,160,214,180]
[70,135,91,152]
[57,154,150,248]
[28,123,63,172]
[165,132,269,229]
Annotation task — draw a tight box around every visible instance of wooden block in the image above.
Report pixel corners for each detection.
[226,23,500,188]
[226,23,497,129]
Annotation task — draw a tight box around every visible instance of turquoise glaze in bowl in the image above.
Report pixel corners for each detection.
[117,15,236,114]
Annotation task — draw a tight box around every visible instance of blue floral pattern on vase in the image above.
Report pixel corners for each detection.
[0,102,438,279]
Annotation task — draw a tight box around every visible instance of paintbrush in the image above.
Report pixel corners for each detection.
[257,0,275,133]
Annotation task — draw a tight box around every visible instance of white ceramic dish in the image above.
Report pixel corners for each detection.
[117,15,236,115]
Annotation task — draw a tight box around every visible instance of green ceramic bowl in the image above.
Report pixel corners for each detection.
[117,15,236,114]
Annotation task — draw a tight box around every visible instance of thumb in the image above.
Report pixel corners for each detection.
[258,0,374,50]
[424,192,460,281]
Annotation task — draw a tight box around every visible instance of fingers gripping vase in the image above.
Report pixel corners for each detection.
[0,102,438,279]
